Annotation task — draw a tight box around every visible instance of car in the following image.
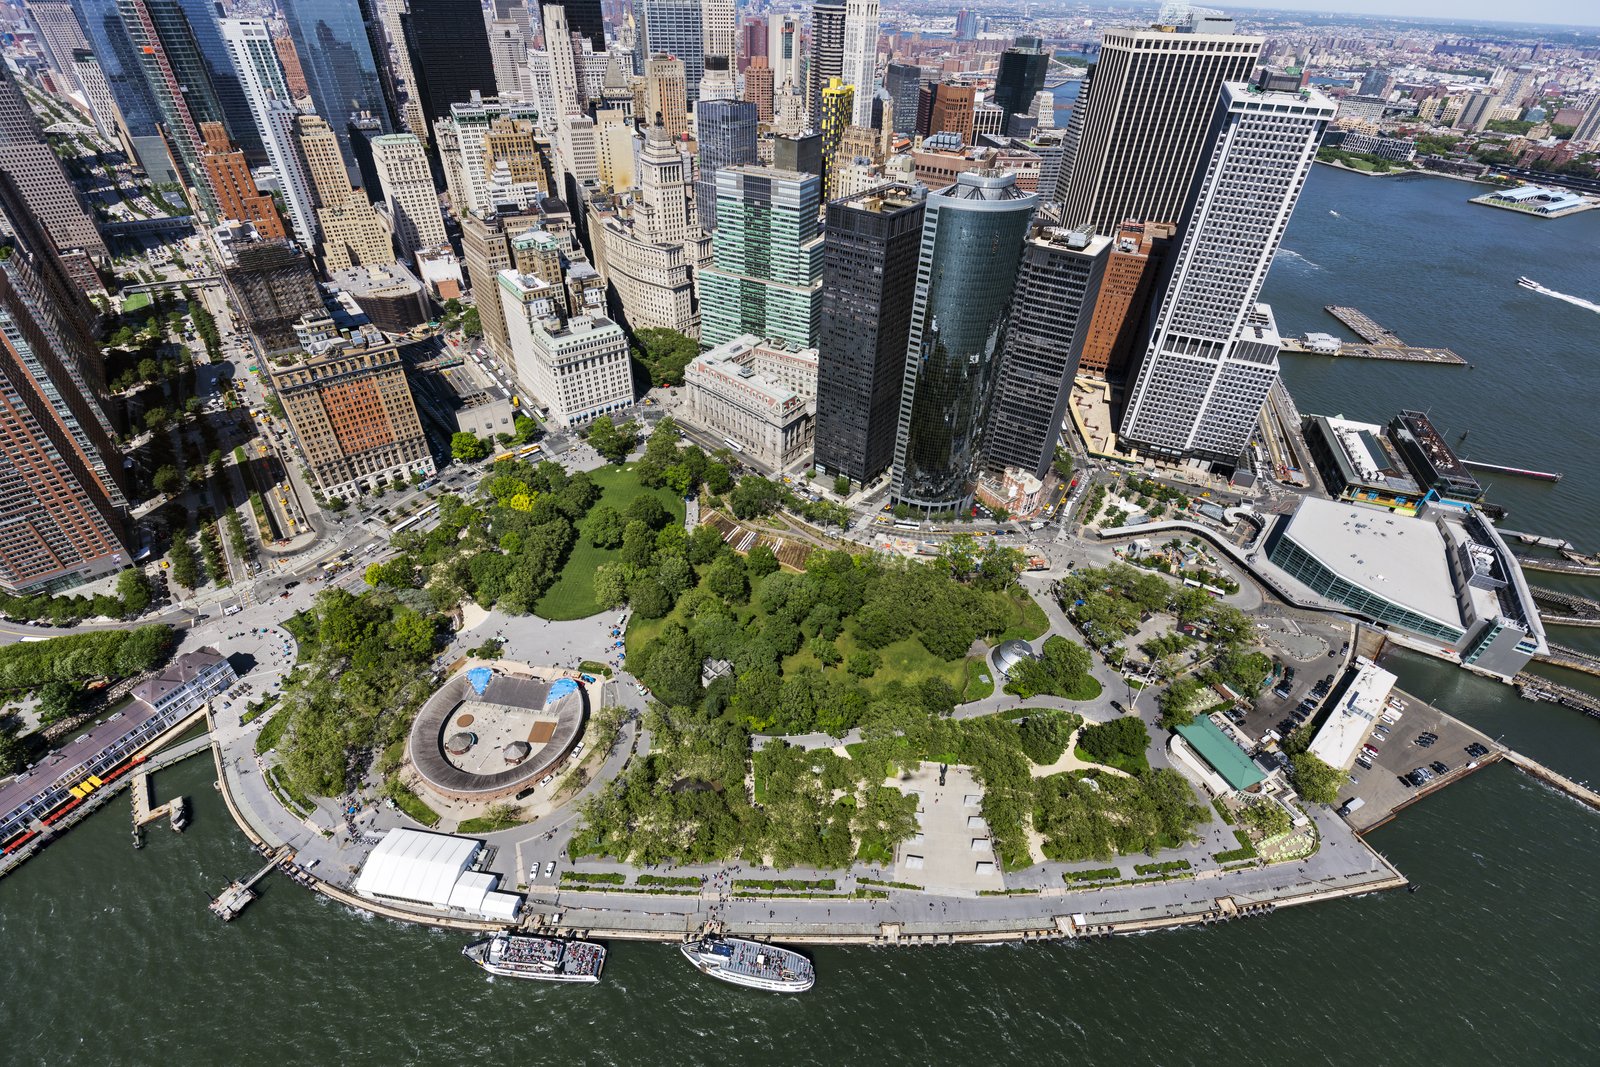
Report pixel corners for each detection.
[1109,700,1125,714]
[543,860,555,877]
[285,580,300,589]
[539,774,554,786]
[1348,775,1361,785]
[573,742,585,757]
[1430,761,1450,774]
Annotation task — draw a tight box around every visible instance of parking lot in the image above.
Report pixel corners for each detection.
[1234,616,1354,745]
[1335,688,1497,832]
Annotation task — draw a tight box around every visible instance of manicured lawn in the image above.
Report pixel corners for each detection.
[535,464,685,620]
[121,291,151,314]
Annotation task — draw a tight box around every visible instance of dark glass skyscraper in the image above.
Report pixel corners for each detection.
[814,183,925,488]
[70,0,174,180]
[694,99,758,233]
[279,0,392,178]
[891,170,1037,512]
[884,62,921,137]
[172,0,264,165]
[538,0,604,53]
[983,226,1109,479]
[993,36,1048,121]
[403,0,497,127]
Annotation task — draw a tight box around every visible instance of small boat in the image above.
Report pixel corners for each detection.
[680,933,814,993]
[1517,276,1538,289]
[1328,210,1340,217]
[462,932,606,983]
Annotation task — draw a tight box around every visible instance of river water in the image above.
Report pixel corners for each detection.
[2,170,1599,1067]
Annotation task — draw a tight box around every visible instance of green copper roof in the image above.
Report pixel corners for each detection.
[1175,717,1265,791]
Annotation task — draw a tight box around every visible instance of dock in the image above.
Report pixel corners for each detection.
[1514,672,1600,719]
[209,848,288,921]
[1512,552,1600,577]
[1532,641,1600,679]
[1461,459,1563,482]
[1282,306,1468,365]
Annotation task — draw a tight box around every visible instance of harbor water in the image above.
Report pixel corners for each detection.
[2,168,1600,1067]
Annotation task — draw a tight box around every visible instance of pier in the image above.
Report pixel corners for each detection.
[1532,642,1600,679]
[1460,459,1563,482]
[1514,672,1600,719]
[1286,306,1468,365]
[1512,552,1600,577]
[209,848,288,921]
[1529,586,1600,628]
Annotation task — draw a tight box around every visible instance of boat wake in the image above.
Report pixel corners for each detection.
[1518,278,1600,314]
[1278,248,1320,269]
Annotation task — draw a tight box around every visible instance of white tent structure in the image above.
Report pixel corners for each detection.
[355,828,480,909]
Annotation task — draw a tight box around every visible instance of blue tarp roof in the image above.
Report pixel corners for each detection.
[467,667,493,695]
[548,678,578,700]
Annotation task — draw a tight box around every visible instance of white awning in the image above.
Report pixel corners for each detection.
[354,828,480,909]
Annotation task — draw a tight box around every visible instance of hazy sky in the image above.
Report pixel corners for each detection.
[1244,0,1600,30]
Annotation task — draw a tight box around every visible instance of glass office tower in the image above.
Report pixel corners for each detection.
[279,0,392,178]
[891,170,1037,512]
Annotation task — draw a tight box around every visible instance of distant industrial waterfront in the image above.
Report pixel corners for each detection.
[3,159,1600,1067]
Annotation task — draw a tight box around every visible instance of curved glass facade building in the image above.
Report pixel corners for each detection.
[891,170,1037,512]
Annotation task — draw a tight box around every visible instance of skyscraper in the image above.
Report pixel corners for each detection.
[28,3,92,86]
[808,1,845,129]
[743,56,774,122]
[644,54,689,137]
[1057,17,1262,233]
[199,122,285,239]
[117,0,223,215]
[993,36,1048,124]
[402,0,497,127]
[0,63,107,261]
[884,62,921,137]
[891,170,1036,512]
[221,239,324,356]
[982,226,1110,479]
[695,99,759,232]
[638,0,704,105]
[814,182,924,488]
[372,133,448,257]
[767,10,800,93]
[219,18,316,248]
[699,166,824,350]
[818,77,854,203]
[700,0,737,100]
[1077,220,1175,381]
[278,0,393,178]
[926,82,974,143]
[841,0,878,126]
[1120,78,1334,463]
[0,174,128,592]
[296,113,395,272]
[162,0,263,165]
[538,0,604,53]
[69,0,174,182]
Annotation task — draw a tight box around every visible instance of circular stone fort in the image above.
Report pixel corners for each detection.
[407,663,588,805]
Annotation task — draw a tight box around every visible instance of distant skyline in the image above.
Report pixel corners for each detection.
[1239,1,1600,30]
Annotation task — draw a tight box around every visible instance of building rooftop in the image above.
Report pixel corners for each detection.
[129,648,227,708]
[1279,498,1463,629]
[1174,717,1265,791]
[1308,414,1422,495]
[1308,658,1397,771]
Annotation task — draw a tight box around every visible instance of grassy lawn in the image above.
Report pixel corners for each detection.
[387,782,441,827]
[991,592,1050,644]
[121,291,151,314]
[964,657,994,701]
[535,464,684,620]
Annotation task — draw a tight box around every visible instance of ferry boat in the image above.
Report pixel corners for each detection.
[1518,276,1539,289]
[461,932,606,983]
[680,933,814,993]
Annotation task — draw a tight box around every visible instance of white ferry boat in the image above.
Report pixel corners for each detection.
[462,933,605,983]
[680,933,814,993]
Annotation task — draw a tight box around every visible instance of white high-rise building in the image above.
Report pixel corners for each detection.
[700,0,737,101]
[219,18,316,248]
[497,270,634,427]
[767,11,801,92]
[371,133,448,257]
[489,19,533,100]
[1120,78,1335,463]
[842,0,880,127]
[437,96,543,216]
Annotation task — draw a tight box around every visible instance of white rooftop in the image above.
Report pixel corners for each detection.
[1280,498,1463,629]
[1308,657,1397,771]
[354,828,479,909]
